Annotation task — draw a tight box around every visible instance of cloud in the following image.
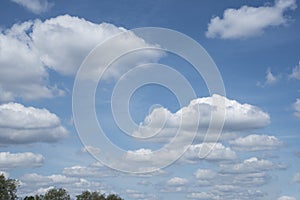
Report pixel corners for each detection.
[134,94,270,143]
[206,0,297,39]
[220,157,279,174]
[229,134,282,151]
[166,177,188,186]
[277,196,297,200]
[0,102,68,144]
[62,162,117,178]
[187,192,218,200]
[10,0,53,14]
[0,21,62,101]
[289,61,300,80]
[292,172,300,183]
[184,143,237,162]
[0,15,163,101]
[19,172,108,197]
[293,99,300,118]
[194,169,217,180]
[265,68,279,85]
[0,152,44,169]
[257,68,279,87]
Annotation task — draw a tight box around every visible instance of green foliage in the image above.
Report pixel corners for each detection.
[76,191,123,200]
[44,188,70,200]
[0,174,18,200]
[76,190,105,200]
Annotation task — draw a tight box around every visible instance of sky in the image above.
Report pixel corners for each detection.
[0,0,300,199]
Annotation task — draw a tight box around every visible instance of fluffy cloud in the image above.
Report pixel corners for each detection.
[0,102,68,144]
[293,99,300,118]
[134,94,270,143]
[220,157,278,174]
[289,61,300,80]
[19,172,108,197]
[206,0,297,39]
[166,177,188,186]
[10,0,53,14]
[62,162,117,178]
[184,143,237,162]
[0,152,44,169]
[277,196,297,200]
[187,192,218,199]
[0,15,163,101]
[229,134,282,151]
[194,169,216,180]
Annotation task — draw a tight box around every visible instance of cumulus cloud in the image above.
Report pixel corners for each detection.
[166,177,188,186]
[206,0,297,39]
[0,15,163,101]
[19,172,107,197]
[220,157,279,174]
[184,143,237,162]
[187,192,218,199]
[0,102,68,144]
[277,196,297,200]
[10,0,53,14]
[0,152,44,169]
[134,94,270,143]
[62,162,117,178]
[289,61,300,80]
[229,134,282,151]
[293,99,300,118]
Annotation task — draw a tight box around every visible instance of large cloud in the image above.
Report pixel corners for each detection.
[229,134,282,151]
[206,0,297,39]
[133,94,270,143]
[0,15,163,101]
[0,152,44,169]
[0,102,68,144]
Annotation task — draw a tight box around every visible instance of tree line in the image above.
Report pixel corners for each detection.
[1,174,123,200]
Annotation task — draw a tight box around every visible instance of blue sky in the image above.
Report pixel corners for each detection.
[1,0,300,199]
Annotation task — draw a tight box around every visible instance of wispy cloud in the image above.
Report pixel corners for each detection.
[293,99,300,118]
[206,0,297,39]
[289,61,300,80]
[10,0,53,14]
[257,68,279,87]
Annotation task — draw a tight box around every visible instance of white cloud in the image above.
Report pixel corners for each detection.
[166,177,188,186]
[194,169,217,180]
[0,102,68,144]
[293,99,300,118]
[0,152,44,169]
[277,196,297,200]
[206,0,297,39]
[289,61,300,80]
[257,68,279,87]
[187,192,218,199]
[134,94,270,143]
[10,0,53,14]
[0,15,163,101]
[0,21,61,101]
[293,172,300,183]
[266,68,278,85]
[220,157,277,174]
[62,162,117,178]
[19,172,108,197]
[184,143,237,162]
[229,134,282,151]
